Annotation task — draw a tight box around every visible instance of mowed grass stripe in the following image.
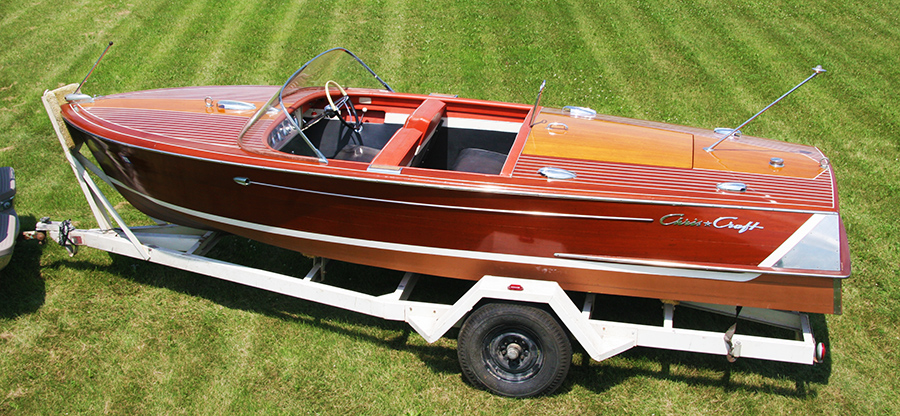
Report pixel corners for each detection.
[554,0,712,120]
[0,1,117,123]
[244,0,305,84]
[27,4,148,97]
[186,1,261,86]
[2,0,900,414]
[561,0,645,116]
[0,0,99,69]
[1,5,151,227]
[372,0,408,87]
[113,0,234,89]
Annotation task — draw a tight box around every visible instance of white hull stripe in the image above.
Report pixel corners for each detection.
[111,178,762,282]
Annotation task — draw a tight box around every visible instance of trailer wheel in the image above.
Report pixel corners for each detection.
[457,303,571,397]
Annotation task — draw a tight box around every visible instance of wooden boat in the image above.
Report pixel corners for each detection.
[58,48,849,314]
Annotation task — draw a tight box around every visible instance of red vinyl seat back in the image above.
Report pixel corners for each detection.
[369,99,445,170]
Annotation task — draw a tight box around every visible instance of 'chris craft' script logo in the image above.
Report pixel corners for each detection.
[659,214,764,234]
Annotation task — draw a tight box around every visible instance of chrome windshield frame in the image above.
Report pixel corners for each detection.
[238,48,394,163]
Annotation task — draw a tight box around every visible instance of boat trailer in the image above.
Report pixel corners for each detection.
[32,85,826,397]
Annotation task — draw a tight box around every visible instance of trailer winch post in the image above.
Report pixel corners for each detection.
[42,86,150,260]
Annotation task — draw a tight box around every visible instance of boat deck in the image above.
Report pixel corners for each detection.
[512,154,835,209]
[70,86,838,213]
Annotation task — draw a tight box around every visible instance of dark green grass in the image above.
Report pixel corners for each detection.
[1,0,899,414]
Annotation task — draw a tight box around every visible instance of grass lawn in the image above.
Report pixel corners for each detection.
[2,0,899,414]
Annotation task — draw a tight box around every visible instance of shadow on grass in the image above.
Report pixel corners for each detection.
[559,294,833,398]
[33,237,465,377]
[564,326,832,398]
[0,215,46,319]
[34,235,832,397]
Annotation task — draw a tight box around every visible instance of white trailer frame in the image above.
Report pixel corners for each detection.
[35,86,823,395]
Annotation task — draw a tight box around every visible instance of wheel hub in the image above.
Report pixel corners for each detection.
[484,330,543,382]
[505,343,523,360]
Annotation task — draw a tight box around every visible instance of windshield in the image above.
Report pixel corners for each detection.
[238,48,392,161]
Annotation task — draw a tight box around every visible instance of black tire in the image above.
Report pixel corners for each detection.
[457,303,572,397]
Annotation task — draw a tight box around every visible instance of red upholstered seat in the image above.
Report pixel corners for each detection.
[368,99,445,171]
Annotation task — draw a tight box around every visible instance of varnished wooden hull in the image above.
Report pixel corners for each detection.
[66,125,844,314]
[60,81,849,314]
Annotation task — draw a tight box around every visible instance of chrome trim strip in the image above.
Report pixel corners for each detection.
[366,166,402,174]
[246,179,653,222]
[69,124,839,215]
[103,178,765,282]
[555,252,848,279]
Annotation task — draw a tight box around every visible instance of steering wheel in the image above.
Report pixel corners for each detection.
[324,80,363,132]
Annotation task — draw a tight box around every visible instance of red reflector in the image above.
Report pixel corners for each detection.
[508,284,524,291]
[815,342,826,363]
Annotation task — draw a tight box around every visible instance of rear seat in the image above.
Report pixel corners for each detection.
[450,148,506,175]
